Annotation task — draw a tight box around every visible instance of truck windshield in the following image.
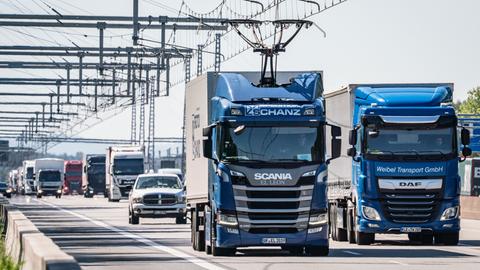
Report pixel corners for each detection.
[39,171,61,182]
[365,127,455,155]
[66,171,82,177]
[89,164,105,174]
[26,167,34,179]
[114,159,143,175]
[221,126,324,163]
[135,176,181,189]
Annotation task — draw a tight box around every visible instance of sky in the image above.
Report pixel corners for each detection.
[0,0,479,156]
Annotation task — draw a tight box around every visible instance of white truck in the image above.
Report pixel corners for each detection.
[106,145,145,202]
[21,160,35,195]
[34,158,65,198]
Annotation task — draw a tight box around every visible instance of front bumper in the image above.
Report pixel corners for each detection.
[131,203,186,218]
[216,225,329,248]
[358,199,460,234]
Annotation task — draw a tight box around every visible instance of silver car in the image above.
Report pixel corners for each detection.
[128,173,186,225]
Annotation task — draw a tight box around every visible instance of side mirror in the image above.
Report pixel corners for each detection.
[329,138,341,162]
[202,139,213,159]
[462,147,472,157]
[203,125,214,137]
[348,130,357,146]
[347,147,356,157]
[461,128,470,146]
[331,126,341,137]
[326,124,342,164]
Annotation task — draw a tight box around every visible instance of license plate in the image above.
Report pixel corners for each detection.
[154,211,166,215]
[400,227,422,233]
[262,238,286,244]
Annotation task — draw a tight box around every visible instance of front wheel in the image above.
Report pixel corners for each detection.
[356,231,375,245]
[212,244,236,256]
[305,246,329,256]
[435,232,459,246]
[36,194,42,198]
[129,209,140,225]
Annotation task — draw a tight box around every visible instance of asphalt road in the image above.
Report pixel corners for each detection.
[8,195,480,270]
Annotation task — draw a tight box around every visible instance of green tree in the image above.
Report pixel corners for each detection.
[459,86,480,114]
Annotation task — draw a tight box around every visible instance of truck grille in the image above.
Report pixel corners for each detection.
[143,194,177,205]
[232,175,313,234]
[380,192,440,224]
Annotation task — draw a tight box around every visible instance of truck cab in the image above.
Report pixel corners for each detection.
[106,146,145,202]
[22,160,35,195]
[64,160,83,195]
[34,158,65,198]
[83,154,106,198]
[186,72,341,256]
[327,84,471,246]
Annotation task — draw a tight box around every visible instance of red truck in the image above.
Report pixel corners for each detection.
[64,160,83,195]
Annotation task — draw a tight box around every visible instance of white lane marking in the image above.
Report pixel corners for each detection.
[342,250,362,256]
[389,260,408,266]
[34,199,226,270]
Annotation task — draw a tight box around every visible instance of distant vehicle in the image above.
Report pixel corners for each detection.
[0,181,11,198]
[34,158,65,198]
[64,160,83,195]
[157,168,183,184]
[82,154,106,198]
[8,169,19,194]
[106,145,145,202]
[128,173,186,225]
[21,160,35,195]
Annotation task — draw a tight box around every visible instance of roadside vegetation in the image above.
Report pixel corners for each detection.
[0,225,21,270]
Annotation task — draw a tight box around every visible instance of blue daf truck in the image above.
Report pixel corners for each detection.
[325,84,471,245]
[185,71,341,256]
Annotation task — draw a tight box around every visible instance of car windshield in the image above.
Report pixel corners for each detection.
[114,158,143,175]
[365,127,455,155]
[220,126,324,163]
[135,176,181,189]
[39,171,61,182]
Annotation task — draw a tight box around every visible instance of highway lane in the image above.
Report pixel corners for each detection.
[8,195,480,270]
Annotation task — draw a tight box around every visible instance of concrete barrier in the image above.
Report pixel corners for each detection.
[0,199,80,270]
[461,195,480,220]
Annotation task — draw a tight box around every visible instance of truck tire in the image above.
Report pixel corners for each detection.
[212,245,236,256]
[337,228,348,242]
[176,215,187,224]
[408,233,433,245]
[347,209,356,244]
[36,194,42,199]
[192,208,205,251]
[283,246,304,256]
[305,246,329,256]
[435,232,459,246]
[356,231,375,245]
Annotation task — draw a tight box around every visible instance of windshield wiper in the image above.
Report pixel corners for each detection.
[269,158,308,163]
[417,150,447,159]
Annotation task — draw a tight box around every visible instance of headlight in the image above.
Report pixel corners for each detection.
[309,212,328,226]
[230,108,243,116]
[217,212,238,227]
[56,189,62,194]
[362,206,381,221]
[303,108,315,116]
[440,206,459,221]
[177,195,186,203]
[132,197,143,203]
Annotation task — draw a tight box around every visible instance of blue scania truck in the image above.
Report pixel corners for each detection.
[185,71,341,256]
[325,84,471,245]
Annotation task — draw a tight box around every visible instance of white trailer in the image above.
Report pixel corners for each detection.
[106,145,145,202]
[34,158,64,198]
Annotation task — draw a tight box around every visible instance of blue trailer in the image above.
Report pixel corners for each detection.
[185,71,341,256]
[325,84,471,245]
